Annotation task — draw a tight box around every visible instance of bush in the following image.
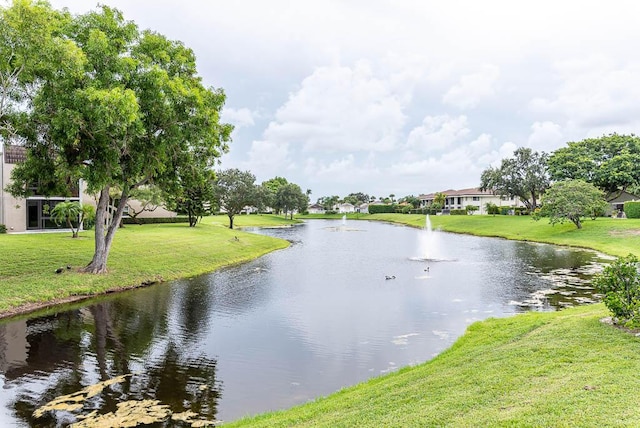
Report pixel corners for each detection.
[513,207,529,216]
[500,207,511,215]
[594,254,640,327]
[0,224,6,234]
[368,204,396,214]
[450,209,468,215]
[485,202,500,215]
[624,201,640,218]
[122,216,191,225]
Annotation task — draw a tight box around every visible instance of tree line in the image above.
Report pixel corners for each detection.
[480,133,640,228]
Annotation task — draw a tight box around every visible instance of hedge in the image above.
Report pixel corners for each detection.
[624,201,640,218]
[0,224,6,234]
[450,209,468,215]
[122,216,191,224]
[368,204,396,214]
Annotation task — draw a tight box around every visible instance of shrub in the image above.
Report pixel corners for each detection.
[485,202,500,215]
[465,205,479,215]
[513,207,529,216]
[500,207,511,215]
[121,216,191,224]
[450,209,467,215]
[624,201,640,219]
[0,224,6,234]
[368,204,396,214]
[594,254,640,327]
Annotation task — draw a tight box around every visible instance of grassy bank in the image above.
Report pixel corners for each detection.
[304,213,640,257]
[0,215,294,317]
[227,303,640,427]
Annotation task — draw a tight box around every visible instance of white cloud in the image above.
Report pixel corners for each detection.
[263,62,407,153]
[407,115,470,153]
[222,107,255,129]
[529,56,640,134]
[527,121,563,152]
[442,65,500,109]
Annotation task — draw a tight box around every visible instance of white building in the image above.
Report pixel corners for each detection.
[418,188,526,214]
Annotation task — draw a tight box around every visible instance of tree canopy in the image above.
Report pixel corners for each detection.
[547,133,640,195]
[275,183,308,219]
[3,2,231,272]
[212,168,257,229]
[480,147,549,210]
[538,179,608,229]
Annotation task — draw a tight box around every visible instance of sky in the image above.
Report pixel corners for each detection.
[44,0,640,201]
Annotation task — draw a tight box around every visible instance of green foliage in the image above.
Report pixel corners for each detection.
[212,169,258,229]
[4,3,231,271]
[539,179,608,229]
[548,133,640,194]
[594,254,640,327]
[50,200,95,238]
[368,204,395,214]
[121,216,190,224]
[500,207,511,215]
[450,209,468,215]
[274,182,308,220]
[485,202,499,215]
[480,147,549,210]
[465,205,479,214]
[624,201,640,219]
[0,224,6,234]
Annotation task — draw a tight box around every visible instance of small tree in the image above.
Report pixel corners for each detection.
[212,169,258,229]
[465,205,479,215]
[539,179,608,229]
[594,254,640,327]
[51,201,96,238]
[485,202,499,215]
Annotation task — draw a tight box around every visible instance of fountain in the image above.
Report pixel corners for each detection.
[412,214,447,262]
[342,214,347,226]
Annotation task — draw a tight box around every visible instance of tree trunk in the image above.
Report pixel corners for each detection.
[83,187,129,274]
[228,214,234,229]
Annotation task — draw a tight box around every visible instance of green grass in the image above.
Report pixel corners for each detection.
[303,213,640,257]
[0,215,294,315]
[226,304,640,427]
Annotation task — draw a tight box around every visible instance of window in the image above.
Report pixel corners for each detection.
[472,196,480,201]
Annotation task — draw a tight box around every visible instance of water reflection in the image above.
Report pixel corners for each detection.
[0,219,608,426]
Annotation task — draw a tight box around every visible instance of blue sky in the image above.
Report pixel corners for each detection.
[47,0,640,200]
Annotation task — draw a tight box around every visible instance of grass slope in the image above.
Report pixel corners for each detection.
[306,213,640,257]
[226,304,640,427]
[0,216,293,316]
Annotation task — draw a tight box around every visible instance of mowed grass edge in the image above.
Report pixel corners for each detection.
[0,214,297,317]
[227,304,640,427]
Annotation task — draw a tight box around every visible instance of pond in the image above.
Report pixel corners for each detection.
[0,219,609,426]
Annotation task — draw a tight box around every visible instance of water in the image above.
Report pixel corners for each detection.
[0,220,608,426]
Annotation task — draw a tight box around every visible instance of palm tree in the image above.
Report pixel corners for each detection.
[51,201,95,238]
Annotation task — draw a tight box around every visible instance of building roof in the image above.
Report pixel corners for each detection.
[419,188,495,199]
[3,145,27,164]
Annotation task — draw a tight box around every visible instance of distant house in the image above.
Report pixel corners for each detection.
[358,203,369,214]
[418,188,526,214]
[334,202,355,213]
[307,203,325,214]
[1,145,175,233]
[606,190,640,216]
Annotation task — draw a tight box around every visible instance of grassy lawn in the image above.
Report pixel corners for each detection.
[227,303,640,427]
[0,215,294,316]
[303,213,640,257]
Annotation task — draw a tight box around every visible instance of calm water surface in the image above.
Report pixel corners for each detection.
[0,219,608,426]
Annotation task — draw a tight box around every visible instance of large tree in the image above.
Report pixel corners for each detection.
[547,133,640,195]
[480,147,549,210]
[5,3,232,273]
[538,179,608,229]
[212,168,257,229]
[275,183,308,219]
